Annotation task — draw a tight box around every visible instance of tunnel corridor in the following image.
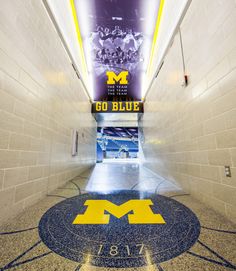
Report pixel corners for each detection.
[0,0,236,270]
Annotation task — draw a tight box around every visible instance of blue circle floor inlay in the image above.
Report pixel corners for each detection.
[39,190,201,268]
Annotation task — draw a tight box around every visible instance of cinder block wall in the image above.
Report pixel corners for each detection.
[142,0,236,223]
[0,1,96,224]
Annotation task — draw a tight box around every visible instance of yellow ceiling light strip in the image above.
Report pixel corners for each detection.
[147,0,165,75]
[69,0,87,76]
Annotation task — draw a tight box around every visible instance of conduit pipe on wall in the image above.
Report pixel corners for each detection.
[179,28,189,87]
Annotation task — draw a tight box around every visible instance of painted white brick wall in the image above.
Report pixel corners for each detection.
[0,0,96,225]
[142,0,236,223]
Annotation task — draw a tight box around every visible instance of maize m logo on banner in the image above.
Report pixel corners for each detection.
[106,71,129,85]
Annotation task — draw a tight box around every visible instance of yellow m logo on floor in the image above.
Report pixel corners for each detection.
[106,71,128,85]
[73,199,165,224]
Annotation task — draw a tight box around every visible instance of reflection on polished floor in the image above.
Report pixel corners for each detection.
[0,163,235,271]
[85,162,180,193]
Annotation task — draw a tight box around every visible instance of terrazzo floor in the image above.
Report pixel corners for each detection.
[0,162,235,270]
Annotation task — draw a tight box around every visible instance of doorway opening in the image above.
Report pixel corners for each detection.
[97,127,139,163]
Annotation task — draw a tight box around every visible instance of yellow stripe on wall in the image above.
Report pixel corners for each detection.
[147,0,165,75]
[69,0,88,76]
